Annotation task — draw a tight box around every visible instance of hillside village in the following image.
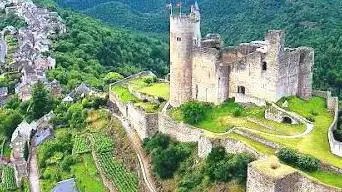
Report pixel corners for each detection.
[0,0,341,192]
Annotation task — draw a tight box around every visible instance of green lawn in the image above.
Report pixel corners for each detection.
[111,76,165,113]
[111,86,139,104]
[170,100,306,136]
[306,170,342,188]
[128,75,169,100]
[73,154,108,192]
[138,82,169,100]
[227,133,275,155]
[253,97,342,169]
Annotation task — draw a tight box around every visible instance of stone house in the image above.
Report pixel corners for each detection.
[10,120,37,160]
[169,3,313,107]
[15,83,32,101]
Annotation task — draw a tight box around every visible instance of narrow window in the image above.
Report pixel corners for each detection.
[262,61,267,71]
[177,37,182,41]
[237,86,246,94]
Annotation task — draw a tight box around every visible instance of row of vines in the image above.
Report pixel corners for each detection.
[0,166,17,191]
[72,132,138,191]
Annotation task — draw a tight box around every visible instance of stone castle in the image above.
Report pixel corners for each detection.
[169,2,314,107]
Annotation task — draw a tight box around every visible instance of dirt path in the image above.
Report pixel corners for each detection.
[112,113,157,192]
[28,147,40,192]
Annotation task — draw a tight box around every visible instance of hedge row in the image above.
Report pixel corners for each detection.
[277,148,320,172]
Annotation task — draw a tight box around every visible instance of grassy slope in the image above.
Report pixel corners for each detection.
[256,97,342,169]
[170,100,306,136]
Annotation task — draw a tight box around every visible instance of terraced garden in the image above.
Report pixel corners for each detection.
[169,99,307,136]
[72,132,138,191]
[111,74,169,113]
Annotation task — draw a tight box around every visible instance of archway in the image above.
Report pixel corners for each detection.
[282,117,292,124]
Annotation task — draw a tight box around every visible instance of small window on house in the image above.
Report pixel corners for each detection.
[237,86,246,94]
[262,61,267,71]
[177,37,182,41]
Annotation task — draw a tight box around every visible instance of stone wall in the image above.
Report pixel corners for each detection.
[158,112,203,143]
[110,71,154,88]
[265,104,304,124]
[247,158,341,192]
[109,92,158,140]
[191,47,229,105]
[313,91,342,157]
[198,136,261,158]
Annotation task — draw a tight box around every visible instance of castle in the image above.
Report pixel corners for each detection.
[169,2,314,107]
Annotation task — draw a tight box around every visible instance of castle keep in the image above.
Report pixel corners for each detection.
[169,2,314,107]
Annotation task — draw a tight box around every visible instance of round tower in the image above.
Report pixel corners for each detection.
[169,4,201,107]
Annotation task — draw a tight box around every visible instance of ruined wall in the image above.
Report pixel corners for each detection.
[158,112,203,142]
[227,31,284,104]
[297,47,314,99]
[191,47,229,104]
[247,158,341,192]
[198,136,261,158]
[109,92,158,140]
[313,91,342,157]
[227,30,313,104]
[169,16,196,107]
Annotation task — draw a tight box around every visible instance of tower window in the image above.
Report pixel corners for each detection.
[237,86,246,94]
[262,61,267,71]
[177,37,182,41]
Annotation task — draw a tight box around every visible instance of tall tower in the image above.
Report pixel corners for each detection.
[169,2,201,107]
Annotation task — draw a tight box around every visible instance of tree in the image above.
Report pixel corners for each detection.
[67,103,86,129]
[180,101,210,124]
[104,72,124,83]
[30,81,53,120]
[0,109,23,139]
[24,141,29,161]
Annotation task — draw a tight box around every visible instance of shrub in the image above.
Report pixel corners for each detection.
[277,148,320,172]
[306,115,315,122]
[297,155,320,172]
[277,148,299,165]
[180,101,210,124]
[157,97,166,103]
[144,133,191,179]
[143,133,170,154]
[233,107,243,117]
[205,147,253,182]
[143,76,157,85]
[310,110,318,116]
[333,129,342,142]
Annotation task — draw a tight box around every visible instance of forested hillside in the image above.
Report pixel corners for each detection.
[32,0,168,91]
[51,0,342,98]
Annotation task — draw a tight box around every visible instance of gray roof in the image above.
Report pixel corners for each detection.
[34,128,53,146]
[0,87,8,96]
[52,178,79,192]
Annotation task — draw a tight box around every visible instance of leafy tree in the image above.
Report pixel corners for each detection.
[67,103,86,129]
[143,133,170,154]
[205,146,253,182]
[0,109,23,139]
[143,133,191,179]
[104,72,124,83]
[180,101,210,124]
[30,81,53,120]
[24,141,29,161]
